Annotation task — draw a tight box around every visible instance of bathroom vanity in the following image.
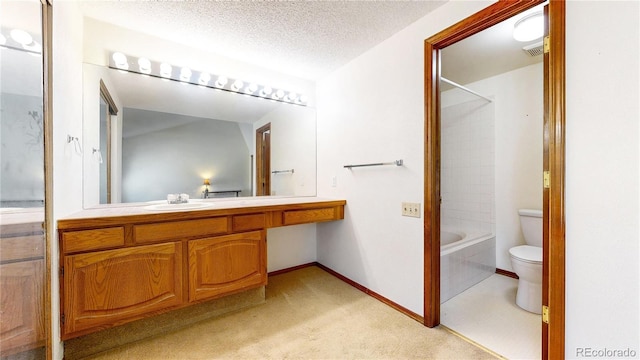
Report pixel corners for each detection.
[57,197,345,340]
[0,209,46,355]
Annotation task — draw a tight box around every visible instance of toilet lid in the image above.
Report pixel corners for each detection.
[509,245,542,263]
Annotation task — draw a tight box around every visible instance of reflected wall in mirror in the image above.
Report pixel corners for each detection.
[0,0,47,358]
[82,64,317,208]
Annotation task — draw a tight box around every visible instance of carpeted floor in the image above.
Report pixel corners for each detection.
[85,266,497,359]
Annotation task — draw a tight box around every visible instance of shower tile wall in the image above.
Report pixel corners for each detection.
[441,99,495,234]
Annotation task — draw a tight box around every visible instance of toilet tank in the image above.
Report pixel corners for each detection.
[518,209,542,247]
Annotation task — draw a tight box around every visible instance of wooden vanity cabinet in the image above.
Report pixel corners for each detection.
[189,231,266,302]
[0,260,45,355]
[58,200,345,340]
[62,242,183,337]
[0,222,46,357]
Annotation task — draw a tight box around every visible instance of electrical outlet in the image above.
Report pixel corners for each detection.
[402,202,421,218]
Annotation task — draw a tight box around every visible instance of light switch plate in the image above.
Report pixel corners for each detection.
[402,202,421,218]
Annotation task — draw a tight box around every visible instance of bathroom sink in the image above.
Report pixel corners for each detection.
[143,202,212,211]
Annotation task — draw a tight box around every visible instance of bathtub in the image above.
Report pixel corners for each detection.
[440,228,496,303]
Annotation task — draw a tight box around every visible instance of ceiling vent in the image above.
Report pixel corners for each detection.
[522,41,544,57]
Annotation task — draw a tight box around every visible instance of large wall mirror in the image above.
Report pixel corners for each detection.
[0,0,48,357]
[81,25,317,208]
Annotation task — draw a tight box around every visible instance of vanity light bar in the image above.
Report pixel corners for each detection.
[0,27,42,55]
[108,52,307,106]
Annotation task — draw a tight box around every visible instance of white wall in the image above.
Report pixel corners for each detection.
[565,1,639,357]
[316,1,493,315]
[52,2,85,359]
[442,63,543,271]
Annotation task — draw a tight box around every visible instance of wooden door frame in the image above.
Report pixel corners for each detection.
[41,0,53,358]
[255,123,271,196]
[423,1,566,359]
[99,80,118,204]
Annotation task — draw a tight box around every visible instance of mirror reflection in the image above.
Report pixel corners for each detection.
[0,0,47,358]
[82,64,317,208]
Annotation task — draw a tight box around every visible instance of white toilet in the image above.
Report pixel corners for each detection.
[509,209,543,314]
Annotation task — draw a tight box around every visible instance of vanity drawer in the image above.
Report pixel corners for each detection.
[282,207,339,226]
[62,227,125,254]
[134,217,228,244]
[232,213,266,232]
[0,235,44,262]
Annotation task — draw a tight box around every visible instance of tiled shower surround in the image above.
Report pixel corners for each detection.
[441,98,495,234]
[440,98,496,303]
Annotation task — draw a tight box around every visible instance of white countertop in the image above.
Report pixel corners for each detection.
[60,196,345,220]
[0,207,45,226]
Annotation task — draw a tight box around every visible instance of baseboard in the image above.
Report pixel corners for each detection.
[268,262,318,277]
[315,263,424,324]
[495,268,519,279]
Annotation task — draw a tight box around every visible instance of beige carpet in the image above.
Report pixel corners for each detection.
[85,266,497,359]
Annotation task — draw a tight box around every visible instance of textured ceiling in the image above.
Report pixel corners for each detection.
[79,1,447,80]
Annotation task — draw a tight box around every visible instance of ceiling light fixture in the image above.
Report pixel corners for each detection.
[107,52,307,106]
[513,11,544,42]
[0,34,6,46]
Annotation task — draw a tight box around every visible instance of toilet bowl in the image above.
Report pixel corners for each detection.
[509,209,543,314]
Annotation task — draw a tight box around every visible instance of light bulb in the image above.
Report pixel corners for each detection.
[24,40,41,54]
[10,29,32,45]
[513,12,544,42]
[285,92,298,102]
[180,67,192,82]
[273,89,285,99]
[246,83,258,94]
[199,72,211,86]
[138,58,151,74]
[112,52,129,70]
[260,86,273,97]
[231,79,244,92]
[215,76,228,88]
[297,95,308,104]
[160,63,172,78]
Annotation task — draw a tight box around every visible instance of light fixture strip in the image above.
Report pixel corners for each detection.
[108,52,307,106]
[0,27,42,55]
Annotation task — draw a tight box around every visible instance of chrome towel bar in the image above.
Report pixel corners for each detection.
[272,169,295,174]
[344,159,403,169]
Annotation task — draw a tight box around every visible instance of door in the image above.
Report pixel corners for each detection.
[423,1,566,359]
[256,124,271,196]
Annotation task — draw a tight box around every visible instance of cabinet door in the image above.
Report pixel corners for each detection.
[62,242,183,339]
[189,231,266,302]
[0,260,45,356]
